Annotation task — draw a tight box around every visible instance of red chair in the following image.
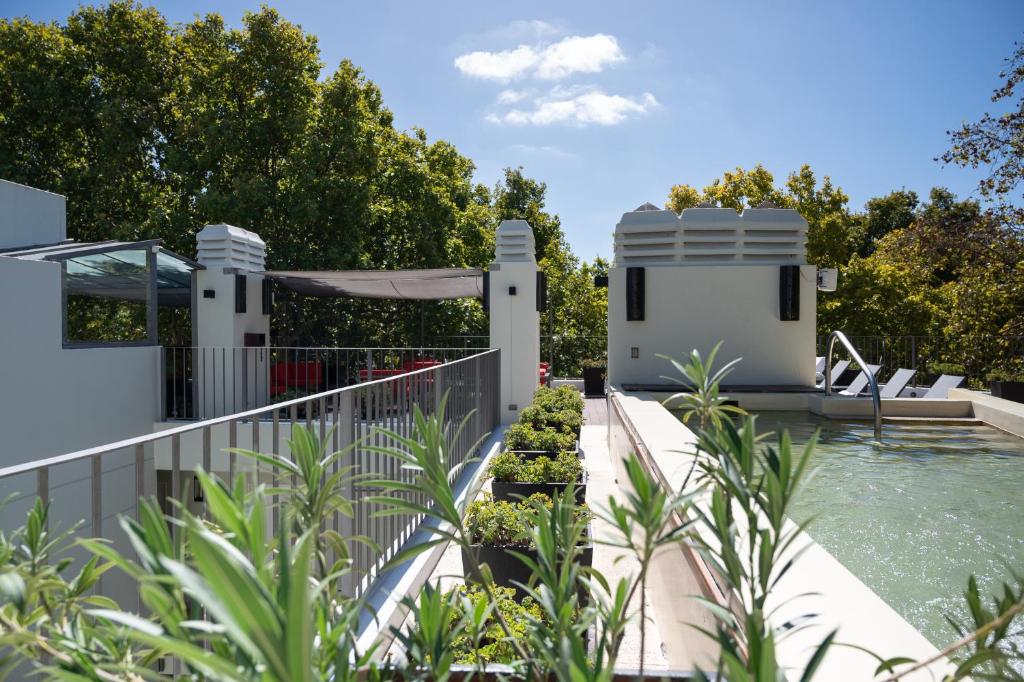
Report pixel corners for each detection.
[270,361,323,396]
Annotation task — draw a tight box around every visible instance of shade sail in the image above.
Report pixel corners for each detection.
[261,268,484,300]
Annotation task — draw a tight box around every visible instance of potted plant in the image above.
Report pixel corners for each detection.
[487,450,587,504]
[461,494,593,593]
[504,422,578,457]
[581,358,606,397]
[517,404,582,439]
[533,385,585,413]
[987,369,1024,403]
[444,584,545,664]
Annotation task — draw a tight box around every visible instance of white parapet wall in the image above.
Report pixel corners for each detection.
[0,179,66,250]
[608,204,817,388]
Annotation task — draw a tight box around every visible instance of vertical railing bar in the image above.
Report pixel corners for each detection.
[228,420,237,484]
[273,408,281,534]
[171,433,181,541]
[91,454,102,594]
[252,411,260,494]
[135,443,145,520]
[202,424,212,481]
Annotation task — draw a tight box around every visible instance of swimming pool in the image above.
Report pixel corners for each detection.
[751,412,1024,654]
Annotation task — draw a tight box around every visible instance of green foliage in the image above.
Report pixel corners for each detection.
[444,584,545,665]
[464,494,534,548]
[661,342,747,432]
[487,450,584,484]
[533,386,585,414]
[940,41,1024,224]
[517,405,582,435]
[0,4,607,355]
[504,423,577,453]
[987,368,1024,382]
[667,164,854,268]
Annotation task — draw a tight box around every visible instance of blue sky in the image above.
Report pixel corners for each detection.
[4,0,1022,261]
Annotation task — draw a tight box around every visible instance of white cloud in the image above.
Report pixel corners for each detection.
[535,34,624,80]
[454,45,538,82]
[454,32,625,81]
[496,88,531,104]
[490,88,658,127]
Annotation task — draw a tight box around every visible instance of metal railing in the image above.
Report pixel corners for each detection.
[163,346,486,419]
[815,334,1024,385]
[0,349,500,607]
[429,335,608,378]
[824,331,882,439]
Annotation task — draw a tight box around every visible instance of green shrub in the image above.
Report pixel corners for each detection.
[517,404,582,434]
[987,368,1024,382]
[504,423,576,453]
[929,362,967,376]
[488,450,583,484]
[533,386,584,414]
[445,585,546,664]
[464,494,534,547]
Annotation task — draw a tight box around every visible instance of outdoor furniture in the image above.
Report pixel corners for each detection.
[270,361,323,396]
[817,359,850,389]
[839,364,882,396]
[879,368,916,399]
[815,356,826,373]
[923,374,966,399]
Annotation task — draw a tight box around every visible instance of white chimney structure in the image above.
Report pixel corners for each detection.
[194,224,271,416]
[488,220,541,423]
[607,204,817,389]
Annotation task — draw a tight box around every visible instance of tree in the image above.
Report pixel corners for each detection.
[940,41,1024,224]
[492,167,562,262]
[852,189,919,256]
[665,183,702,212]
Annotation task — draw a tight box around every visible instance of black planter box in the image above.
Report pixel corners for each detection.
[582,366,606,397]
[991,381,1024,403]
[461,527,594,596]
[490,473,588,504]
[507,441,582,461]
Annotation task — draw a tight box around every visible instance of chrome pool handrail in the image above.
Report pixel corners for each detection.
[825,330,882,439]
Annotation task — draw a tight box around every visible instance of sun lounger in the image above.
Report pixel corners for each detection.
[922,374,965,399]
[815,356,826,373]
[879,368,916,399]
[817,359,850,388]
[839,364,882,396]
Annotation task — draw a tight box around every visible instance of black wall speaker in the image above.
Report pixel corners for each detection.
[626,267,645,321]
[482,271,490,312]
[261,278,273,315]
[779,265,800,321]
[536,271,548,312]
[235,274,247,314]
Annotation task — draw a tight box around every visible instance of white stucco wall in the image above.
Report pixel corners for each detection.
[0,179,66,249]
[0,256,160,592]
[608,264,817,386]
[607,205,816,387]
[488,220,540,423]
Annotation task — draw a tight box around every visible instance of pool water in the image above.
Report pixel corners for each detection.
[751,412,1024,653]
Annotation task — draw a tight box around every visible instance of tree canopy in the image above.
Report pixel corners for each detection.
[0,2,606,364]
